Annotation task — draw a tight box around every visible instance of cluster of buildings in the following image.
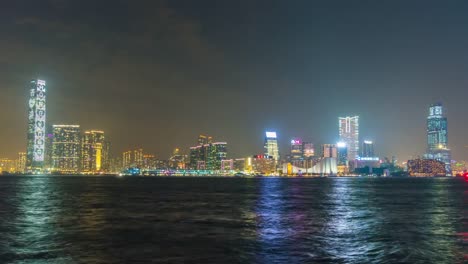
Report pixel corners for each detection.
[0,79,455,176]
[21,80,111,174]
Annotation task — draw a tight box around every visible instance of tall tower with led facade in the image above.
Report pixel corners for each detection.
[338,116,359,161]
[26,79,47,172]
[425,103,451,173]
[264,131,279,162]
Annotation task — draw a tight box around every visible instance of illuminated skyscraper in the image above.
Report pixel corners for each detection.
[361,140,374,157]
[264,131,279,162]
[82,130,109,173]
[17,152,27,173]
[339,116,359,160]
[189,142,227,170]
[52,125,81,173]
[198,135,212,145]
[290,138,303,160]
[336,142,348,166]
[122,149,144,168]
[425,103,451,173]
[302,142,315,158]
[427,103,448,151]
[26,79,47,171]
[322,144,337,158]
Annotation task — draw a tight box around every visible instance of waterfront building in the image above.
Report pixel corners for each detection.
[221,159,234,170]
[336,142,348,166]
[407,159,446,177]
[110,157,123,173]
[206,142,227,170]
[123,151,132,168]
[82,130,109,173]
[361,140,374,157]
[322,144,337,158]
[122,149,144,168]
[252,155,276,175]
[264,131,279,162]
[352,157,381,174]
[143,154,158,170]
[425,103,451,173]
[51,125,81,173]
[0,158,16,173]
[339,116,359,160]
[290,138,303,160]
[189,141,228,170]
[169,148,186,169]
[16,152,26,173]
[303,142,314,158]
[198,135,212,145]
[336,142,348,174]
[26,79,47,172]
[233,158,247,172]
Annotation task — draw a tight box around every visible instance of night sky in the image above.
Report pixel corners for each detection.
[2,0,468,161]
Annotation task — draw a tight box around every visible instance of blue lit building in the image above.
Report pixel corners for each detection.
[425,103,451,174]
[264,131,279,162]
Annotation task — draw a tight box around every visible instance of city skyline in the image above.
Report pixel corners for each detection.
[2,1,468,161]
[0,78,463,164]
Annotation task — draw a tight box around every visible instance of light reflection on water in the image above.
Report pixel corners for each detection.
[0,176,466,263]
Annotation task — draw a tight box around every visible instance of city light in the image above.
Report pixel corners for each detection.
[265,131,277,138]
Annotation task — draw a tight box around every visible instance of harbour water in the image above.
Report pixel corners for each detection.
[0,176,467,263]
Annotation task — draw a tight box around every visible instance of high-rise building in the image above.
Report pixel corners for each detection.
[143,154,158,170]
[51,125,81,173]
[425,103,451,173]
[336,142,348,166]
[206,142,227,170]
[322,144,337,158]
[290,138,303,160]
[169,148,186,169]
[123,151,132,168]
[16,152,27,173]
[82,130,109,173]
[427,103,447,151]
[361,140,375,157]
[26,79,47,172]
[122,149,143,168]
[264,131,279,162]
[302,142,315,158]
[198,135,213,145]
[339,116,359,160]
[189,142,227,170]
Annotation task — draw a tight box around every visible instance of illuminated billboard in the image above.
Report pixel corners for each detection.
[265,131,277,138]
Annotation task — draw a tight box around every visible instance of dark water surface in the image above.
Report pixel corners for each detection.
[0,176,467,263]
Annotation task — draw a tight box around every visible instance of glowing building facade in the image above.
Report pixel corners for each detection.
[189,142,228,170]
[338,116,359,161]
[322,144,337,158]
[16,152,27,173]
[361,140,374,157]
[336,142,348,166]
[26,79,47,171]
[264,131,279,162]
[425,103,451,173]
[51,125,81,173]
[82,130,109,173]
[290,138,303,160]
[303,142,315,158]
